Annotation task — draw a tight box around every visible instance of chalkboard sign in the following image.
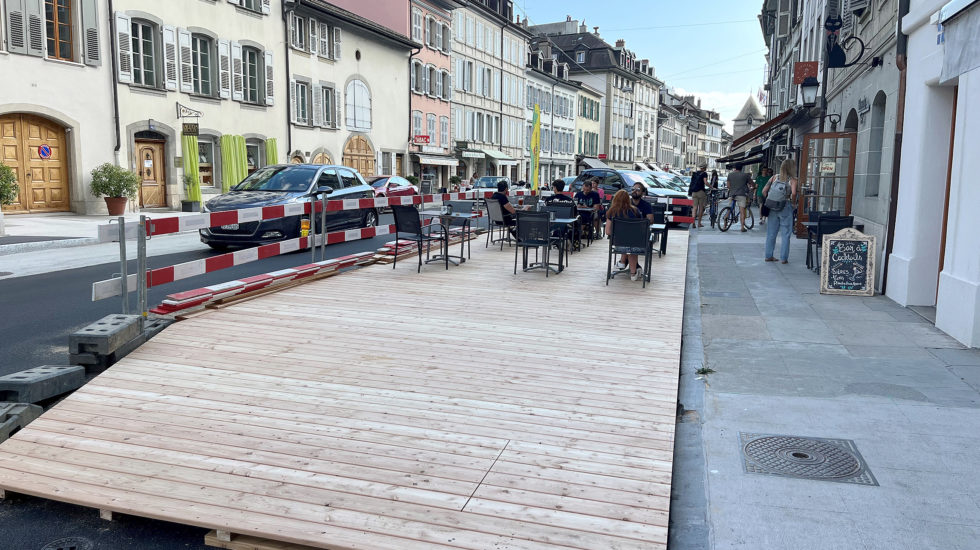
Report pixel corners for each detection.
[820,228,876,296]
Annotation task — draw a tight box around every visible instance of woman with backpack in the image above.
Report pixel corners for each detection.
[763,159,798,264]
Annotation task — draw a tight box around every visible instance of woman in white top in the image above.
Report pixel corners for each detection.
[762,158,799,264]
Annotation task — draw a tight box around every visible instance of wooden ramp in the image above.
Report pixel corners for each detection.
[0,232,689,550]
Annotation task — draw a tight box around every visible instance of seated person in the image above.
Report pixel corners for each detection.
[630,182,655,222]
[574,179,602,238]
[490,181,524,235]
[604,189,646,281]
[544,179,575,206]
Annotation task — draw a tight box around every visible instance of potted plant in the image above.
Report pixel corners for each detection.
[90,162,140,215]
[182,174,201,212]
[449,175,462,193]
[0,161,19,236]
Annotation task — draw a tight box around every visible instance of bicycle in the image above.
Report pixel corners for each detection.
[718,195,755,232]
[707,188,724,229]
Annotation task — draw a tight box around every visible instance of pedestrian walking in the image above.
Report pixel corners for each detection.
[763,159,798,264]
[688,163,709,228]
[726,165,752,232]
[709,169,719,191]
[756,167,772,224]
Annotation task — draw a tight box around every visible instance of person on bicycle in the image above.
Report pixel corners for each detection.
[688,163,709,228]
[726,165,752,232]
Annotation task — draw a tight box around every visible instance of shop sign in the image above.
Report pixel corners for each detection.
[462,151,483,158]
[819,160,837,174]
[421,145,442,154]
[413,135,430,145]
[793,61,819,85]
[598,154,608,159]
[182,123,199,136]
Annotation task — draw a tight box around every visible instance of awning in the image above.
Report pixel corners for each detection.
[578,157,610,169]
[414,154,459,167]
[481,149,517,166]
[730,108,794,150]
[459,149,484,159]
[716,151,747,164]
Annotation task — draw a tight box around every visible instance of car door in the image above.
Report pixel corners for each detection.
[601,171,625,198]
[313,168,345,231]
[335,168,367,228]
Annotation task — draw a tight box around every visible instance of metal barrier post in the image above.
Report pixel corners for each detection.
[117,217,129,315]
[309,197,316,263]
[137,215,148,332]
[319,192,328,262]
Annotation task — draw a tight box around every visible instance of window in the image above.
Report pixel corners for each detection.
[440,116,449,147]
[319,22,330,57]
[412,110,422,138]
[466,17,473,46]
[131,20,156,87]
[411,9,422,41]
[411,60,423,93]
[441,23,450,52]
[427,113,436,144]
[429,65,438,96]
[246,140,264,174]
[345,79,371,130]
[191,35,213,96]
[476,21,482,49]
[198,138,215,187]
[454,108,462,140]
[442,71,451,101]
[290,13,306,50]
[242,47,261,103]
[45,0,73,61]
[293,80,309,124]
[315,85,335,127]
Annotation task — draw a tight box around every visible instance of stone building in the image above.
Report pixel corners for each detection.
[524,38,577,182]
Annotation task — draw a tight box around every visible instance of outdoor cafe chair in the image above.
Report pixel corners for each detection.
[542,204,577,262]
[392,205,448,273]
[809,215,854,272]
[607,217,653,289]
[514,211,555,277]
[446,200,475,259]
[805,210,841,269]
[484,198,513,249]
[652,204,668,257]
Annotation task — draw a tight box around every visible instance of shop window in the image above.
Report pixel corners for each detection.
[345,79,371,131]
[246,140,264,174]
[199,138,216,186]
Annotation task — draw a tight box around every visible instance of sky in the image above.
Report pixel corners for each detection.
[516,0,768,132]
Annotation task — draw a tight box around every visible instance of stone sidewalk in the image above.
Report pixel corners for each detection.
[670,225,980,549]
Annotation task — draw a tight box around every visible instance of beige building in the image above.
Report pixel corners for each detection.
[574,83,602,170]
[1,0,116,216]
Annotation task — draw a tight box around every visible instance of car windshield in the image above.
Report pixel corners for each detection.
[233,166,317,192]
[368,177,388,188]
[652,173,686,191]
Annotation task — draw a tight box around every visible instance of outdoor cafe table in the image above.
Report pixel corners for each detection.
[419,210,478,266]
[522,217,577,275]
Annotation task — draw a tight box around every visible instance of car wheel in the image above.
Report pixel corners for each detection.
[363,209,379,228]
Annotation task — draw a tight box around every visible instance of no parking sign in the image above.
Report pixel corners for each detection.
[38,144,52,159]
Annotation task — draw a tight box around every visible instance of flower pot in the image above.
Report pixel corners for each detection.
[181,200,200,212]
[104,197,128,216]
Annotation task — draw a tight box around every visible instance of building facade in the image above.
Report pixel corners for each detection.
[574,83,602,170]
[286,1,416,181]
[450,0,526,182]
[1,0,116,215]
[656,99,682,171]
[524,39,577,183]
[632,59,661,171]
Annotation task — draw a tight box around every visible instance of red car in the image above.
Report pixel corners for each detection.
[369,175,418,199]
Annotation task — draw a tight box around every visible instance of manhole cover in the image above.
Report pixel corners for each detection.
[41,537,94,550]
[740,433,878,486]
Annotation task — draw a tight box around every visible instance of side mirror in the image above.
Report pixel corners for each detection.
[317,185,334,196]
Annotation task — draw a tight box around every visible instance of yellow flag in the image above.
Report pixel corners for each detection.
[530,105,541,192]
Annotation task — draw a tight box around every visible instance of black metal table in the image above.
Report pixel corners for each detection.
[420,211,477,266]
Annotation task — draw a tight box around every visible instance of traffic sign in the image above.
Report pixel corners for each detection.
[38,144,52,159]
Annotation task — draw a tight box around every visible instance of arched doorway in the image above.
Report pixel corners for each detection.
[342,135,375,177]
[311,152,332,164]
[844,109,859,132]
[0,113,71,213]
[290,154,305,164]
[134,130,167,208]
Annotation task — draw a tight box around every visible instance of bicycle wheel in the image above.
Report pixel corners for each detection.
[745,207,755,230]
[719,207,733,232]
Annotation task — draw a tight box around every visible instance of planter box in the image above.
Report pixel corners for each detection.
[181,200,200,212]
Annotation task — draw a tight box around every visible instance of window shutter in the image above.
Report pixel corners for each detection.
[162,25,178,90]
[435,22,443,51]
[309,19,318,57]
[442,24,450,52]
[776,0,791,38]
[261,0,271,15]
[333,27,341,60]
[443,72,451,100]
[422,66,429,96]
[493,70,499,100]
[319,22,329,56]
[113,12,133,83]
[334,88,342,128]
[5,0,27,54]
[231,41,243,101]
[178,28,193,93]
[227,0,241,5]
[289,13,298,48]
[264,50,274,105]
[424,17,430,47]
[217,39,231,99]
[289,79,297,123]
[80,0,100,66]
[410,61,417,91]
[435,69,442,98]
[312,84,323,127]
[25,0,44,57]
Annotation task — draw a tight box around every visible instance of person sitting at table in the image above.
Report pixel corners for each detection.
[544,179,575,206]
[604,190,645,281]
[574,179,602,239]
[490,180,524,237]
[630,182,655,222]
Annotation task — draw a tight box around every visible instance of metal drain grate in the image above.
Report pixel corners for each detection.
[739,433,878,486]
[40,537,94,550]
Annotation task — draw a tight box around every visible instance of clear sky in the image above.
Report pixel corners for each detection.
[514,0,768,131]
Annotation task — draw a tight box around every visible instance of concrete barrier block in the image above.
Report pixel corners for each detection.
[0,366,85,403]
[0,403,44,442]
[69,314,141,355]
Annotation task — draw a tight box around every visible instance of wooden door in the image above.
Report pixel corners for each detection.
[136,141,166,208]
[342,135,375,178]
[0,114,70,213]
[796,132,856,236]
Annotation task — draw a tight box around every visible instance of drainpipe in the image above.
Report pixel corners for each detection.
[283,2,293,161]
[108,0,121,163]
[880,0,910,294]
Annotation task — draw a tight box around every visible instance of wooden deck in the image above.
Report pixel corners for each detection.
[0,231,689,550]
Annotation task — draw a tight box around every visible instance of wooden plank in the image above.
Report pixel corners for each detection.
[205,530,320,550]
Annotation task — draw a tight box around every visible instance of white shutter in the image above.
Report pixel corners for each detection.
[435,22,443,51]
[422,66,429,96]
[227,0,242,5]
[80,0,101,66]
[178,28,193,93]
[776,0,791,38]
[455,58,463,90]
[289,79,297,123]
[493,70,499,100]
[288,12,298,48]
[114,12,133,83]
[435,69,443,98]
[162,25,178,90]
[850,0,869,15]
[5,0,27,54]
[217,39,231,99]
[319,22,329,56]
[334,88,342,128]
[261,0,271,15]
[231,41,243,101]
[410,61,417,91]
[25,0,43,57]
[424,16,430,47]
[312,84,323,127]
[264,50,274,106]
[309,19,318,57]
[333,27,341,60]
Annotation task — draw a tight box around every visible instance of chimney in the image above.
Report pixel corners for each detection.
[615,39,625,48]
[566,15,572,22]
[593,26,599,36]
[579,21,587,33]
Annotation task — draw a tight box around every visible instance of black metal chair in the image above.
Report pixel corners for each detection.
[391,205,447,273]
[542,204,576,265]
[445,200,474,260]
[607,217,653,288]
[805,210,840,270]
[484,198,514,249]
[810,215,854,272]
[514,211,554,277]
[652,204,668,258]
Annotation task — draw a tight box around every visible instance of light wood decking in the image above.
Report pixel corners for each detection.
[0,231,689,549]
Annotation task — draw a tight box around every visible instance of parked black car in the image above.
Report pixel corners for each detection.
[199,164,379,249]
